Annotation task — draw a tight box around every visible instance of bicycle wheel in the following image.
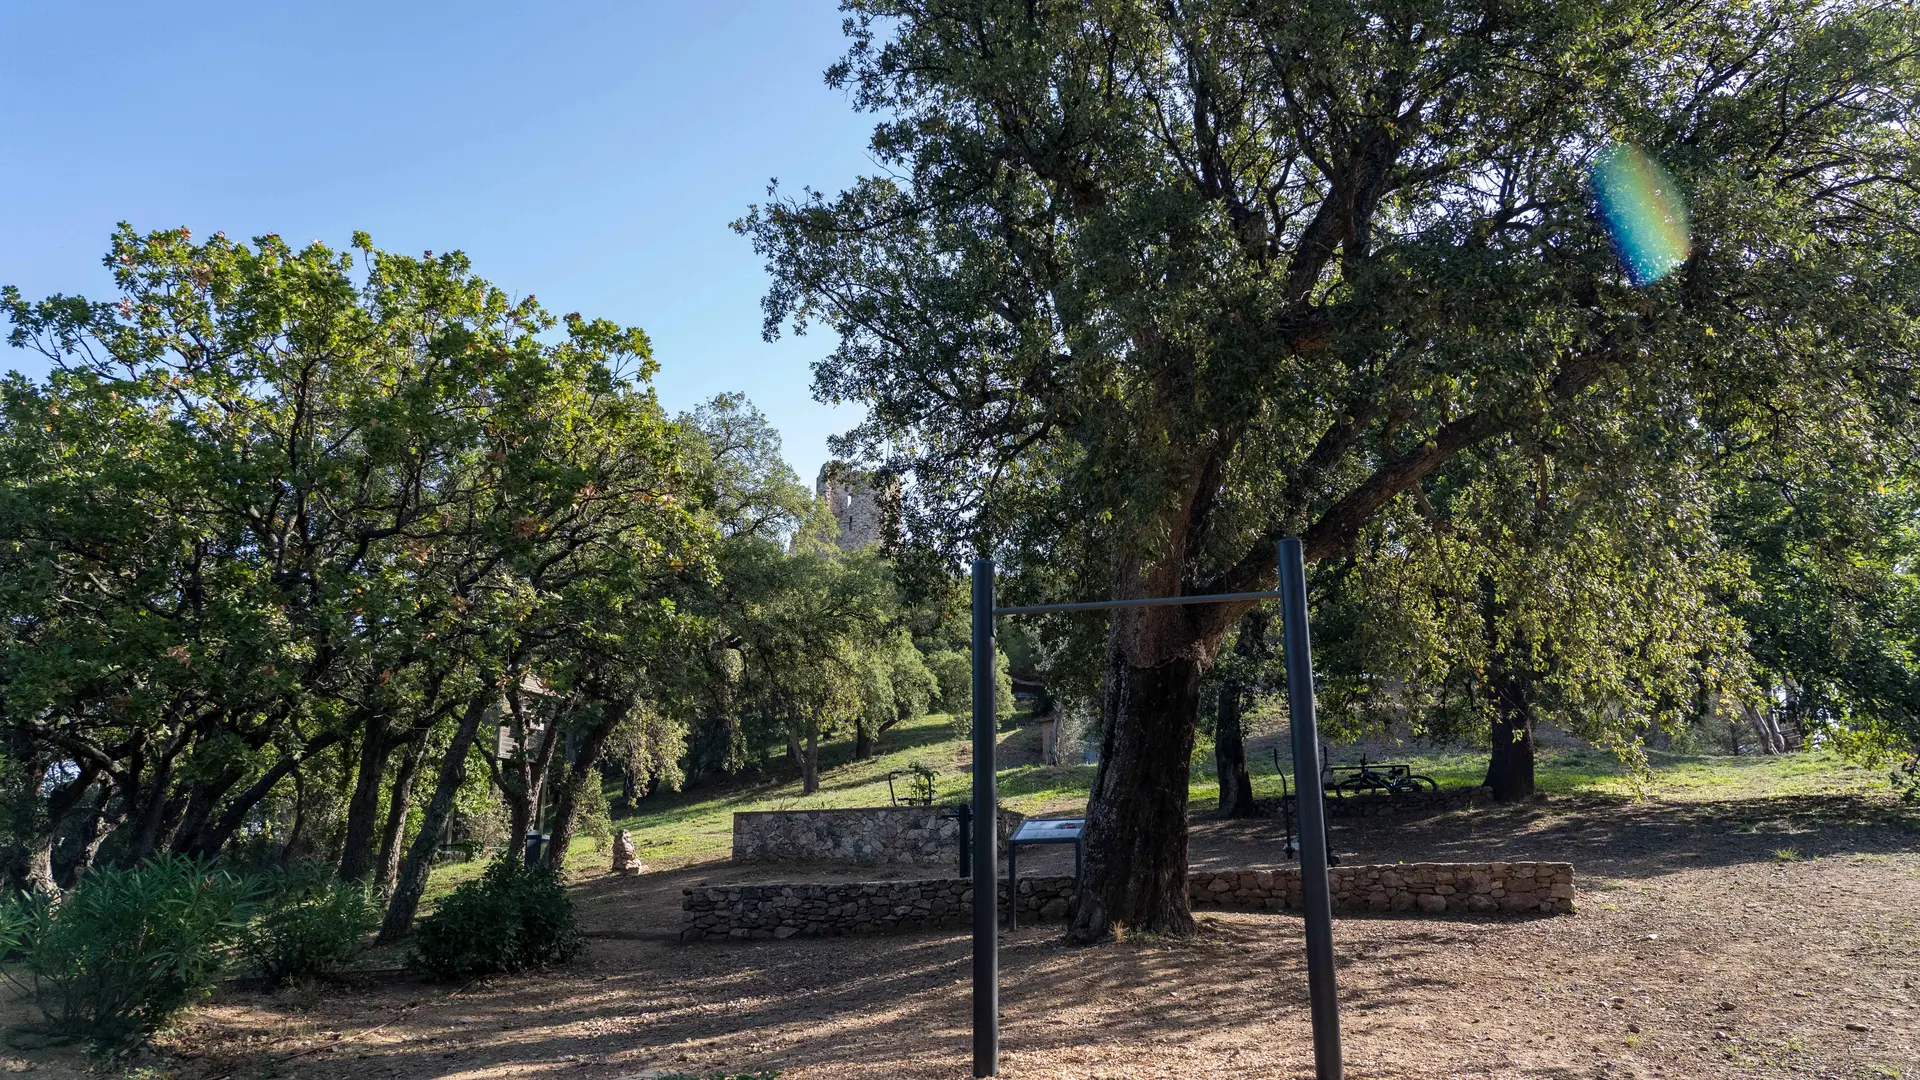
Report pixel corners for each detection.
[1395,775,1439,793]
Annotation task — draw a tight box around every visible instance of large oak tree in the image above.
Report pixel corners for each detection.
[742,0,1920,939]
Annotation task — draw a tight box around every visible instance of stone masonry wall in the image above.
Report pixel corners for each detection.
[732,807,1024,867]
[1189,862,1575,915]
[682,861,1574,940]
[682,876,1077,940]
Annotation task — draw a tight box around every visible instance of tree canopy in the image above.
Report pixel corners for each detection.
[742,0,1920,938]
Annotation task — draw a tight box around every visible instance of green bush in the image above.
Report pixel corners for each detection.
[2,856,259,1060]
[241,869,379,988]
[574,766,615,850]
[407,855,581,980]
[928,646,1018,730]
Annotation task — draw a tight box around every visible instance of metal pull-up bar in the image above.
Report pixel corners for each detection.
[969,537,1342,1079]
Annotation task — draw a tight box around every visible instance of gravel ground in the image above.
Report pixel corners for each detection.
[8,792,1915,1079]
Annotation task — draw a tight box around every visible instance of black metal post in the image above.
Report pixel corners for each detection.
[1279,537,1343,1080]
[970,557,999,1078]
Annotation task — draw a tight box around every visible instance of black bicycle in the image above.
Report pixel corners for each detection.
[1326,754,1438,797]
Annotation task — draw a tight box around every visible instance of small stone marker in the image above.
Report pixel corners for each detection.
[611,830,642,876]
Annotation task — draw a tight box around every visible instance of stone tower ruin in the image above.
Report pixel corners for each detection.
[816,462,899,550]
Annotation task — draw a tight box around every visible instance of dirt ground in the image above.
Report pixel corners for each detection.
[9,793,1918,1079]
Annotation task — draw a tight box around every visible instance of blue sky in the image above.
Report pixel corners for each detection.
[0,0,874,484]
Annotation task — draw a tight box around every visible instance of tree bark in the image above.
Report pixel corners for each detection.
[10,764,100,894]
[281,766,308,865]
[56,786,116,888]
[1214,684,1258,817]
[180,729,346,860]
[376,724,433,890]
[379,693,490,943]
[121,755,173,866]
[1214,610,1265,818]
[803,723,820,795]
[545,702,623,873]
[338,712,394,881]
[1485,672,1537,803]
[1066,635,1205,943]
[167,765,246,858]
[1743,702,1783,754]
[854,721,874,761]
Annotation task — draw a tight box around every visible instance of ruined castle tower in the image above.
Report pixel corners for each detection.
[816,463,899,550]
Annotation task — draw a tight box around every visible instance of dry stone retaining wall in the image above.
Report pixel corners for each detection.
[682,876,1077,940]
[1190,862,1574,915]
[682,861,1573,940]
[731,806,1024,867]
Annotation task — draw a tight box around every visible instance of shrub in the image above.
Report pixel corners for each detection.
[3,856,258,1060]
[574,766,614,851]
[928,646,1018,732]
[241,868,380,988]
[407,855,580,980]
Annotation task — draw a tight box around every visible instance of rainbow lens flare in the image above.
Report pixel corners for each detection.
[1590,144,1691,286]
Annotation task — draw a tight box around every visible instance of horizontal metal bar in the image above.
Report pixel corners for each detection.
[993,589,1284,616]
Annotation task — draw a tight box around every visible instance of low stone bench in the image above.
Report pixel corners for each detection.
[681,861,1574,940]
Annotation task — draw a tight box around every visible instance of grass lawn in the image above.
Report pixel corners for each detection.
[521,711,1891,878]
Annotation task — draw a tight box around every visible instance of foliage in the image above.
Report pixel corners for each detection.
[740,0,1920,931]
[1,225,714,938]
[1891,756,1920,803]
[241,868,380,988]
[1,856,258,1060]
[407,855,581,980]
[573,765,615,850]
[927,646,1018,729]
[1716,452,1920,757]
[1316,441,1754,756]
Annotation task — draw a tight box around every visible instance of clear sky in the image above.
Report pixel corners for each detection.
[0,0,874,485]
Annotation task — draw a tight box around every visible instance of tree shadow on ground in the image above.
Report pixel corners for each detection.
[1190,791,1918,883]
[182,918,1463,1080]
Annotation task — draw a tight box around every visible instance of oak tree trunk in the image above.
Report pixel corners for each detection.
[1214,610,1266,818]
[376,725,432,890]
[1066,635,1205,943]
[380,693,489,943]
[1214,684,1258,818]
[182,730,345,860]
[122,752,179,866]
[1485,673,1537,803]
[338,712,394,881]
[57,787,116,888]
[167,766,245,858]
[803,725,820,795]
[545,704,622,873]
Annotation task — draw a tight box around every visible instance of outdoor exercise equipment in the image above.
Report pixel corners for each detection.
[969,538,1342,1079]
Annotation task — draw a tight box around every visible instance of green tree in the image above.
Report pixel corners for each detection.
[742,0,1920,938]
[2,227,710,944]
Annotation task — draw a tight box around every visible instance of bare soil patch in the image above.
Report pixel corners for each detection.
[11,794,1915,1079]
